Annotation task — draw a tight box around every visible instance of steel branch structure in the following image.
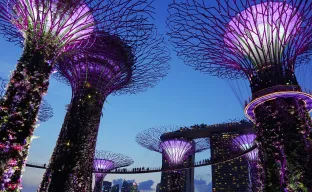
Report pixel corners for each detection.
[0,0,144,190]
[136,125,209,155]
[136,126,209,192]
[93,150,133,192]
[167,0,312,191]
[38,11,169,192]
[233,134,261,191]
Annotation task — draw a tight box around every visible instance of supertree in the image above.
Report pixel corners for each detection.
[0,0,113,189]
[93,150,133,192]
[167,0,312,191]
[136,126,209,191]
[0,77,53,123]
[233,134,260,192]
[38,17,169,192]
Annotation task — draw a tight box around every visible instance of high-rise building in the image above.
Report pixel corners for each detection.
[156,183,161,192]
[211,132,249,192]
[111,184,119,192]
[160,153,194,192]
[102,181,112,192]
[121,180,130,192]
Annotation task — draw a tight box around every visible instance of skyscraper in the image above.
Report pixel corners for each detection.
[160,153,194,192]
[121,180,130,192]
[111,184,119,192]
[211,132,249,191]
[102,181,112,192]
[156,183,161,192]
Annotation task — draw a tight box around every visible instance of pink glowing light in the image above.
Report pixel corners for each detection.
[224,2,301,66]
[160,139,193,165]
[12,0,95,48]
[233,134,258,161]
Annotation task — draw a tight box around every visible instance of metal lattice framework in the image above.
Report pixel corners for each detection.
[167,0,312,191]
[0,77,53,123]
[167,0,312,80]
[94,150,134,171]
[54,31,170,99]
[136,126,206,192]
[93,150,133,192]
[38,2,169,191]
[136,125,210,154]
[0,0,157,190]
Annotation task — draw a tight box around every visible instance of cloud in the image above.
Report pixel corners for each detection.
[194,179,212,192]
[112,178,154,191]
[138,180,154,190]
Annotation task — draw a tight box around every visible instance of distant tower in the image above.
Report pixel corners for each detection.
[38,1,170,191]
[121,180,129,192]
[168,0,312,190]
[111,184,119,192]
[210,132,249,192]
[102,181,112,192]
[233,134,260,192]
[136,126,209,192]
[93,151,133,192]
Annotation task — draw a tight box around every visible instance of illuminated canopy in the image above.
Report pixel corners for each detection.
[160,139,194,165]
[233,134,258,161]
[93,159,115,172]
[12,0,95,48]
[224,2,301,67]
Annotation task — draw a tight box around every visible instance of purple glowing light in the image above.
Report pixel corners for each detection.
[245,91,312,123]
[93,159,115,172]
[233,134,258,161]
[160,139,193,165]
[224,2,301,65]
[12,0,95,47]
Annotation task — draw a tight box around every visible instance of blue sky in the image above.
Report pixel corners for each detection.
[0,0,248,191]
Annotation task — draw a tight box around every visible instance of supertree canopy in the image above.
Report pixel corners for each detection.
[167,0,312,191]
[233,134,258,161]
[0,0,113,190]
[136,126,209,192]
[233,134,261,192]
[159,139,194,165]
[136,126,209,164]
[38,5,169,191]
[93,150,133,192]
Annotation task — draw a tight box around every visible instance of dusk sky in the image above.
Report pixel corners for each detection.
[0,0,283,191]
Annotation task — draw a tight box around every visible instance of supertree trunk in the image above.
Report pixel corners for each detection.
[248,161,261,192]
[38,87,103,192]
[254,97,312,191]
[93,174,106,192]
[0,39,52,191]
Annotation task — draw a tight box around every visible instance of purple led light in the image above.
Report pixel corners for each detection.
[224,2,301,65]
[12,0,95,47]
[93,159,115,172]
[233,134,258,161]
[160,139,193,165]
[245,91,312,123]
